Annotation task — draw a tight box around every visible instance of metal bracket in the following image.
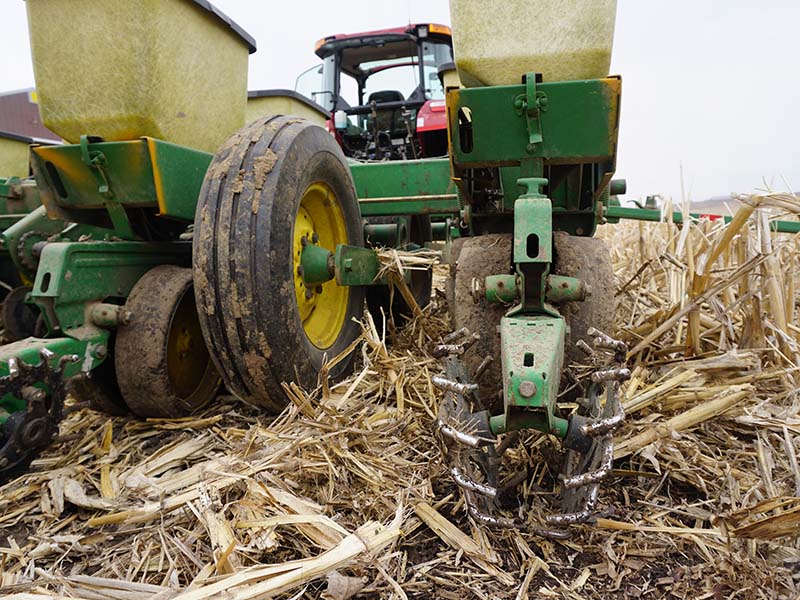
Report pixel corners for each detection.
[480,274,586,305]
[510,178,557,317]
[79,135,112,198]
[492,314,568,438]
[79,136,135,240]
[514,73,549,153]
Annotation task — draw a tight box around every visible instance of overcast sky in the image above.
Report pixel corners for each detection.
[1,1,798,202]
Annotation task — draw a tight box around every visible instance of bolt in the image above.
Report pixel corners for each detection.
[95,345,107,359]
[301,235,309,247]
[344,258,353,272]
[305,288,313,300]
[518,380,537,398]
[120,310,133,325]
[311,232,319,244]
[315,285,323,294]
[22,386,46,403]
[297,265,304,276]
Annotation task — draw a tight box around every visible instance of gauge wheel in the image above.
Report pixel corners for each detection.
[553,232,616,366]
[2,286,38,342]
[193,116,366,410]
[68,353,128,416]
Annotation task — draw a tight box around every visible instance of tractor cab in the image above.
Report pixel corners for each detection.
[296,23,453,160]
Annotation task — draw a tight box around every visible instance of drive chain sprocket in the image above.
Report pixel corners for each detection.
[0,350,79,482]
[16,230,50,273]
[433,327,628,537]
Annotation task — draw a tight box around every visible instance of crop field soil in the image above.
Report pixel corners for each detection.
[1,194,799,600]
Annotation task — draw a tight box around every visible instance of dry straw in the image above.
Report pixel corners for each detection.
[1,194,799,598]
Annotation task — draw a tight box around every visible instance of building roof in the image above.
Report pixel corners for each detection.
[0,129,59,145]
[0,89,60,142]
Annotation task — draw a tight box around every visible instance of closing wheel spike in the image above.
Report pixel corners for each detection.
[116,265,220,418]
[193,116,365,410]
[549,333,627,526]
[0,353,78,482]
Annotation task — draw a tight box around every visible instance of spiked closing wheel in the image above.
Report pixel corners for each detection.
[0,350,79,482]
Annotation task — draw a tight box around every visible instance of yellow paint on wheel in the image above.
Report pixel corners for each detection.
[293,181,349,349]
[167,290,213,399]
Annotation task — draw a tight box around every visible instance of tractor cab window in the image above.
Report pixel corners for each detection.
[317,31,454,160]
[295,55,337,112]
[360,57,420,104]
[421,40,452,100]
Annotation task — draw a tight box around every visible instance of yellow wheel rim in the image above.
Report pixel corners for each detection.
[293,181,350,349]
[167,290,214,399]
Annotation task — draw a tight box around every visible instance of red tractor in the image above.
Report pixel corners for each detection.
[296,23,453,160]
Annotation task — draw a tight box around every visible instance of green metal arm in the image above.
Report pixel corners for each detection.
[33,240,191,334]
[605,205,800,233]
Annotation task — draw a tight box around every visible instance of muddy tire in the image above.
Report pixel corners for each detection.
[553,232,615,366]
[365,215,433,327]
[2,286,38,342]
[68,356,128,416]
[450,234,513,405]
[193,116,365,410]
[445,236,467,325]
[116,265,220,417]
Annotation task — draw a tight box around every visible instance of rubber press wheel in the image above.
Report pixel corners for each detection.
[2,286,38,342]
[449,233,513,405]
[553,232,616,366]
[193,116,365,410]
[445,236,467,325]
[68,355,128,416]
[115,265,221,418]
[365,215,433,327]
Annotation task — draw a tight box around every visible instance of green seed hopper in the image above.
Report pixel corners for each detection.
[26,0,254,153]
